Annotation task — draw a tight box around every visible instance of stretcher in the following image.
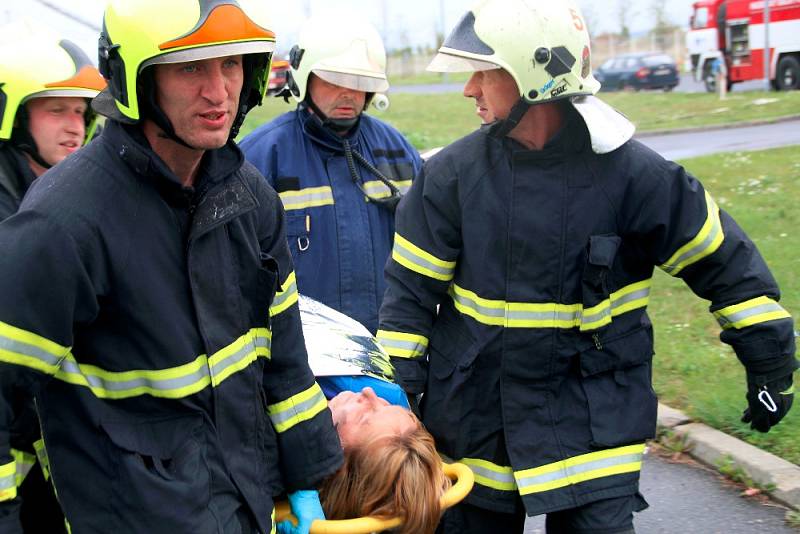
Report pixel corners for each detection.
[274,461,474,533]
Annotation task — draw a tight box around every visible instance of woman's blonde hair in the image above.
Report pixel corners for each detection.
[319,417,450,534]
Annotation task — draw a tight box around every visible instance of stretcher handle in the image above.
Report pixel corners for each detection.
[274,461,474,534]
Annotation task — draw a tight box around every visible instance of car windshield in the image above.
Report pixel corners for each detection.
[642,55,673,67]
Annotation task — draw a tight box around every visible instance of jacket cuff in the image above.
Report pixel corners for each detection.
[391,358,428,395]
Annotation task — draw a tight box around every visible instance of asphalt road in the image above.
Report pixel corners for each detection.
[390,74,768,95]
[636,118,800,160]
[523,451,796,533]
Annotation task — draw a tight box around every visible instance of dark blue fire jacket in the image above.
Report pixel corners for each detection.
[0,120,343,533]
[378,109,797,515]
[240,106,422,333]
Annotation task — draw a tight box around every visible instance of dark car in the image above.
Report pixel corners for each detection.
[594,52,680,92]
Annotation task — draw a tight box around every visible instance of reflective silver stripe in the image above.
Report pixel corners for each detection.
[375,330,429,359]
[378,337,426,356]
[270,272,298,316]
[451,280,651,329]
[267,383,328,433]
[612,285,650,311]
[661,191,723,276]
[713,296,791,330]
[53,330,270,400]
[579,304,610,329]
[460,458,517,491]
[279,187,334,210]
[57,356,210,394]
[0,469,13,490]
[514,444,645,495]
[517,453,642,488]
[0,336,62,369]
[393,244,454,279]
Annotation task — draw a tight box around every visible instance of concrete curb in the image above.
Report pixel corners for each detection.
[634,114,800,138]
[656,403,800,511]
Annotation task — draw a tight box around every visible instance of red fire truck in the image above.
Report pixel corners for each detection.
[686,0,800,91]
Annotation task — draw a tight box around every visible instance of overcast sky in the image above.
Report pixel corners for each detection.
[1,0,692,61]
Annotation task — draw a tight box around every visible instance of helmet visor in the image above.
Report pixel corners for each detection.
[141,41,275,69]
[22,89,100,103]
[427,52,500,73]
[313,69,389,93]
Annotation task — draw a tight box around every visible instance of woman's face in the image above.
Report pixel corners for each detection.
[328,387,417,449]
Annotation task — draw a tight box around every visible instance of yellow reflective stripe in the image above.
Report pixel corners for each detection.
[0,460,16,501]
[459,457,518,491]
[363,179,412,198]
[609,279,652,316]
[267,382,327,433]
[391,233,456,281]
[376,329,429,359]
[661,191,724,276]
[209,328,271,386]
[11,449,35,487]
[451,279,651,330]
[514,444,645,496]
[33,439,50,481]
[270,507,276,534]
[278,186,334,210]
[713,295,792,330]
[270,271,299,318]
[0,320,70,375]
[55,329,270,400]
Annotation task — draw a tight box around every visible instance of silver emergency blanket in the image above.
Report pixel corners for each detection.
[299,295,396,381]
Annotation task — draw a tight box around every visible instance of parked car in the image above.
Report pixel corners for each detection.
[267,59,290,96]
[593,52,680,92]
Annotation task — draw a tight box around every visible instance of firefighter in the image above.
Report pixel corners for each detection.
[0,35,105,534]
[0,1,342,533]
[240,11,423,334]
[377,1,797,532]
[0,37,105,217]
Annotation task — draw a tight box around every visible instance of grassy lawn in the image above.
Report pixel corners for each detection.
[388,71,471,86]
[240,90,800,152]
[651,146,800,465]
[239,93,800,465]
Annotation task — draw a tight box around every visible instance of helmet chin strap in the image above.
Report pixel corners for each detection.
[304,96,361,133]
[487,97,530,139]
[10,107,52,170]
[139,71,196,150]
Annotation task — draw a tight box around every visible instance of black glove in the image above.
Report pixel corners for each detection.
[742,373,794,432]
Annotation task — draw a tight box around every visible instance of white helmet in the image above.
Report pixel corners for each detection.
[286,11,389,102]
[429,0,634,153]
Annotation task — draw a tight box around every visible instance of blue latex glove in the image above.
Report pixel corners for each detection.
[276,490,325,534]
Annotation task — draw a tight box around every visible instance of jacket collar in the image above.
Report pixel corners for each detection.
[0,142,37,201]
[296,104,364,153]
[505,103,589,161]
[101,120,244,194]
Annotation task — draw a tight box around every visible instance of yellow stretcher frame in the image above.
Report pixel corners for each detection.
[274,462,474,534]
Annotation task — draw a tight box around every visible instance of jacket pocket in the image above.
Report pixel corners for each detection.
[580,234,621,331]
[421,315,481,459]
[579,326,658,447]
[285,212,310,255]
[100,414,212,532]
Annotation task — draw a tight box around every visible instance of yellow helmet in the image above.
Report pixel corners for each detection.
[97,0,275,136]
[0,37,105,141]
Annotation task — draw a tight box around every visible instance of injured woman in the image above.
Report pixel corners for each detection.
[275,297,460,534]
